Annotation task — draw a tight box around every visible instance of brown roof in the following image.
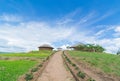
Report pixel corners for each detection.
[57,48,62,49]
[38,44,54,49]
[70,42,84,48]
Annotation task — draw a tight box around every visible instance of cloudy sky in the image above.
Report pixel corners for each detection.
[0,0,120,53]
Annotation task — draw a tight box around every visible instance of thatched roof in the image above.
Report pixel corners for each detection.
[38,44,54,49]
[70,42,84,48]
[57,48,62,49]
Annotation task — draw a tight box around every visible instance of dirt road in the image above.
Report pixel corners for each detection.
[37,51,75,81]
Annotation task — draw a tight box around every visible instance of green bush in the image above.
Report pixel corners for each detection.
[46,56,49,60]
[68,60,71,64]
[72,63,76,67]
[31,67,38,72]
[87,78,95,81]
[25,73,33,81]
[43,60,46,62]
[66,58,71,63]
[77,71,85,79]
[38,64,43,67]
[75,67,79,70]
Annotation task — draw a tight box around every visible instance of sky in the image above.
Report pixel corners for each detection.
[0,0,120,54]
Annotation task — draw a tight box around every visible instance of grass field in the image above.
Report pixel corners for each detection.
[0,50,52,58]
[0,60,37,81]
[0,50,52,81]
[68,51,120,76]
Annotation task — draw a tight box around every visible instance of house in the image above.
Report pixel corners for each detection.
[70,43,85,50]
[57,48,62,51]
[38,44,54,51]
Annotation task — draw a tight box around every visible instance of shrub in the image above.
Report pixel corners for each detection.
[117,49,120,55]
[77,71,85,79]
[66,58,69,61]
[43,60,45,62]
[75,67,79,70]
[4,57,9,60]
[46,56,49,60]
[25,73,33,81]
[66,58,71,63]
[68,60,71,64]
[65,56,67,59]
[38,64,43,67]
[31,67,38,72]
[72,63,76,67]
[87,78,95,81]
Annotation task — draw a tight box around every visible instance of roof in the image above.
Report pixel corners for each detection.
[57,48,62,49]
[70,42,84,48]
[38,44,54,48]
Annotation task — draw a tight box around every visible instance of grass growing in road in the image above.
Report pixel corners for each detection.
[68,51,120,76]
[0,60,37,81]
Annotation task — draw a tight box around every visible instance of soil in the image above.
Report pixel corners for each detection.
[65,51,120,81]
[37,51,75,81]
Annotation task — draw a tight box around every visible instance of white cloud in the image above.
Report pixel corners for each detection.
[56,8,81,25]
[0,21,119,54]
[99,38,120,54]
[115,26,120,32]
[77,11,96,25]
[95,26,114,37]
[0,12,120,54]
[0,14,22,22]
[114,26,120,37]
[60,44,70,50]
[0,21,74,52]
[95,30,105,36]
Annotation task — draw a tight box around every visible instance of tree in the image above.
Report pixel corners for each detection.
[86,44,96,52]
[117,48,120,55]
[94,45,105,52]
[75,43,105,53]
[77,44,86,51]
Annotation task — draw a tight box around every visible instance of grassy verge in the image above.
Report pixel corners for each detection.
[0,60,37,81]
[0,50,52,58]
[0,50,53,81]
[68,51,120,76]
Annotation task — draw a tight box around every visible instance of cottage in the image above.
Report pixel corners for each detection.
[57,48,62,51]
[38,44,54,51]
[70,43,84,50]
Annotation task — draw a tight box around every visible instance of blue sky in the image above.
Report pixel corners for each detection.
[0,0,120,53]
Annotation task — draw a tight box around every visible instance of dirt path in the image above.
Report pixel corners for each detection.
[37,51,75,81]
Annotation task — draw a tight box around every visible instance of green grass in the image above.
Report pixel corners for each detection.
[68,51,120,76]
[0,60,37,81]
[0,50,52,81]
[0,50,52,58]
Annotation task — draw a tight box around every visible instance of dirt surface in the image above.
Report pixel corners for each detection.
[65,52,120,81]
[37,51,75,81]
[73,59,120,81]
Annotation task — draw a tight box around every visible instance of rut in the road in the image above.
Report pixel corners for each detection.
[37,51,75,81]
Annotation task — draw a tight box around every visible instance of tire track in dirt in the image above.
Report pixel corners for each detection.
[37,51,75,81]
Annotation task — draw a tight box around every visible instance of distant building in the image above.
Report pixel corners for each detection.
[57,48,62,51]
[38,44,54,51]
[70,43,84,50]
